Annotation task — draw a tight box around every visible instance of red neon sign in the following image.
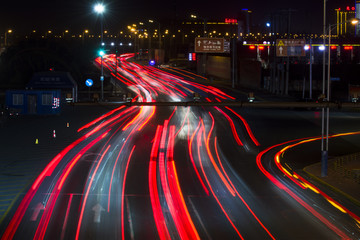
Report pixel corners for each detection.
[344,46,353,50]
[340,6,356,11]
[225,18,237,23]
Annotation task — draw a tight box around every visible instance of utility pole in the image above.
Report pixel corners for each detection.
[309,38,313,99]
[285,8,296,95]
[321,0,327,177]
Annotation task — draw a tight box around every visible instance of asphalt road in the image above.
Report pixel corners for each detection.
[1,53,360,239]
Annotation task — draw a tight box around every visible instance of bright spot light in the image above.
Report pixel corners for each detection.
[351,18,359,25]
[101,42,105,46]
[319,45,325,51]
[111,42,115,46]
[129,43,132,46]
[304,44,310,51]
[266,22,271,27]
[94,3,105,14]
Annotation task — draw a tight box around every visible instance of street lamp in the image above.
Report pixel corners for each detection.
[82,29,89,44]
[94,3,105,101]
[190,14,207,37]
[4,29,12,47]
[149,19,162,64]
[191,14,208,77]
[321,18,359,177]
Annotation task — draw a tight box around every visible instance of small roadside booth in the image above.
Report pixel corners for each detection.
[5,71,78,115]
[6,89,61,115]
[27,71,78,103]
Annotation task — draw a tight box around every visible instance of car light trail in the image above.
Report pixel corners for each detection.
[224,106,260,146]
[75,144,112,240]
[273,132,360,226]
[214,107,243,146]
[34,132,110,240]
[188,119,210,196]
[197,122,244,239]
[204,114,236,196]
[149,125,170,240]
[3,52,297,239]
[121,145,136,240]
[256,131,360,239]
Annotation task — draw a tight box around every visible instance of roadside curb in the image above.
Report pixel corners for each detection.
[303,167,360,208]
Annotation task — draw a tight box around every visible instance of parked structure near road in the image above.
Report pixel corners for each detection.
[6,89,61,115]
[27,71,78,103]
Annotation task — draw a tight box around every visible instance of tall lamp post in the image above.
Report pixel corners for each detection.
[4,29,12,47]
[321,18,359,177]
[94,3,105,101]
[191,14,207,77]
[149,20,161,51]
[149,20,161,64]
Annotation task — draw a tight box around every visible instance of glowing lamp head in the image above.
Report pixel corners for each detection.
[351,18,359,25]
[149,60,156,66]
[319,45,325,51]
[304,45,310,51]
[94,3,105,14]
[99,50,105,56]
[266,22,271,27]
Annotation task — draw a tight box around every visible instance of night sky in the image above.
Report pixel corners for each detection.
[0,0,355,34]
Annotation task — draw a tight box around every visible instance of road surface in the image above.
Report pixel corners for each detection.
[1,53,360,239]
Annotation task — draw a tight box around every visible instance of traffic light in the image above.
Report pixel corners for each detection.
[98,49,105,57]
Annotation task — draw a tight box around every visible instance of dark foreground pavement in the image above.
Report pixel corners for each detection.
[0,104,115,228]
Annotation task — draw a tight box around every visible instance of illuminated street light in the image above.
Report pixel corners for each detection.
[321,18,359,177]
[319,45,325,51]
[149,19,161,50]
[191,14,208,78]
[94,2,105,101]
[4,29,12,47]
[82,29,88,43]
[94,3,105,14]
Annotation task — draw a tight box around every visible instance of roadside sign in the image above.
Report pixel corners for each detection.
[85,79,93,87]
[224,40,230,53]
[276,39,306,57]
[195,38,225,53]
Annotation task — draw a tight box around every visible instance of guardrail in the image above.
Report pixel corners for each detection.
[74,101,360,109]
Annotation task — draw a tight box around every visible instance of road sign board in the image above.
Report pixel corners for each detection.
[276,39,306,57]
[85,79,93,87]
[195,38,225,53]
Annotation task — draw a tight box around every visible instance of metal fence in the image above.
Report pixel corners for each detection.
[332,152,360,184]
